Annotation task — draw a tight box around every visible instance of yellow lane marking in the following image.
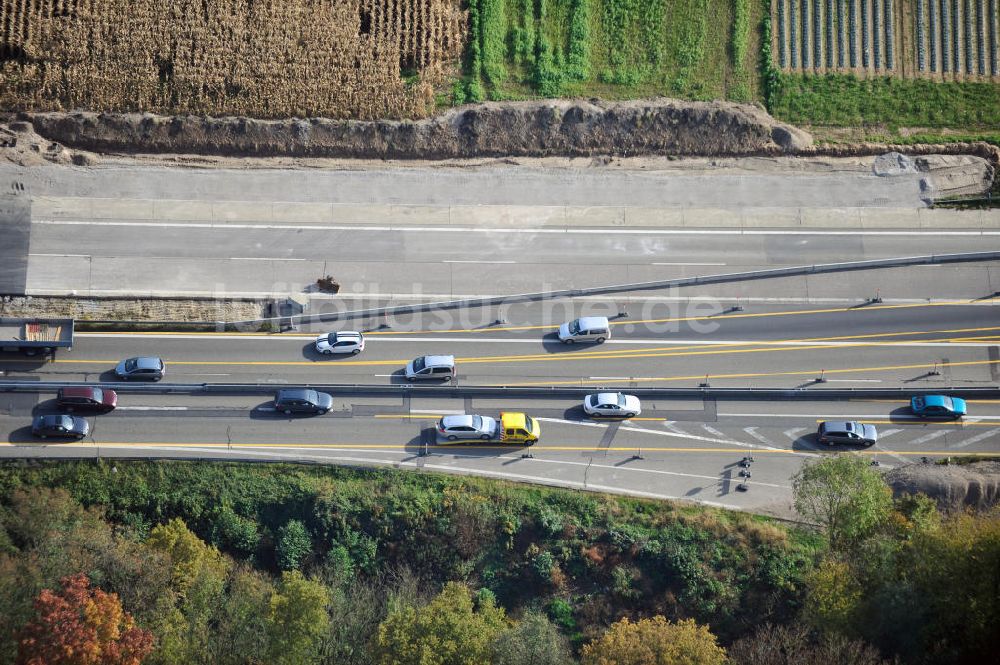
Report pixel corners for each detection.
[373,414,664,422]
[499,358,1000,386]
[360,299,988,335]
[2,441,995,457]
[74,300,994,339]
[27,325,1000,371]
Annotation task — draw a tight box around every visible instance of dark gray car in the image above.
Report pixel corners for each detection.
[115,356,165,381]
[817,421,878,446]
[32,414,89,439]
[274,389,333,415]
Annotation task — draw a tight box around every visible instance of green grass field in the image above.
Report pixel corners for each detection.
[458,0,764,104]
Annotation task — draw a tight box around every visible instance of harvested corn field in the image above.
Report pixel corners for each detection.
[0,0,466,118]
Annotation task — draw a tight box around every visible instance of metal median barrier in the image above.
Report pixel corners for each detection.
[227,250,1000,327]
[69,250,1000,330]
[1,380,998,401]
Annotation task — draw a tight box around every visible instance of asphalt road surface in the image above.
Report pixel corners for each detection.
[2,301,997,388]
[2,394,998,514]
[23,219,1000,298]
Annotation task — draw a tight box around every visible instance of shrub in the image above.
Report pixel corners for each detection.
[276,519,312,571]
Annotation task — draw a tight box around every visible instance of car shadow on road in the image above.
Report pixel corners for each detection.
[791,433,826,452]
[540,333,590,354]
[30,399,61,415]
[0,354,52,372]
[299,344,363,361]
[408,426,534,459]
[6,426,81,444]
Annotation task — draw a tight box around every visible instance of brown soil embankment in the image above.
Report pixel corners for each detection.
[23,99,815,159]
[886,461,1000,513]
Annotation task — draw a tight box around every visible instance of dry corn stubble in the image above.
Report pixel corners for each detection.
[0,0,465,119]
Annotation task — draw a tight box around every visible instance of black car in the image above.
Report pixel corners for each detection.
[32,414,89,439]
[274,389,334,415]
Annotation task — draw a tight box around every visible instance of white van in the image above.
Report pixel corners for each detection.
[558,316,611,344]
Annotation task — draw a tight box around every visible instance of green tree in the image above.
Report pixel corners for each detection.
[211,505,260,557]
[207,566,272,665]
[802,558,864,635]
[492,611,573,665]
[147,518,229,593]
[792,456,892,549]
[146,518,230,664]
[580,616,727,665]
[266,571,330,665]
[375,581,507,665]
[276,519,312,571]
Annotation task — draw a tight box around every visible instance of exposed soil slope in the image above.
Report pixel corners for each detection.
[886,461,1000,513]
[24,99,814,159]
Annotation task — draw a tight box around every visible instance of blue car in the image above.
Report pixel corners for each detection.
[910,395,967,419]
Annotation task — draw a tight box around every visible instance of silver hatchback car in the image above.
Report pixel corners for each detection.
[436,414,498,442]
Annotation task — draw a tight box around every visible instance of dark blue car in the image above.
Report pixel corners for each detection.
[32,414,89,439]
[910,395,967,419]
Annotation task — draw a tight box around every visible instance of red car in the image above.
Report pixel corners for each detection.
[56,387,118,413]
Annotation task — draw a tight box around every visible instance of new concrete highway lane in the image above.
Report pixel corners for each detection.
[2,302,998,388]
[23,219,1000,298]
[2,395,998,514]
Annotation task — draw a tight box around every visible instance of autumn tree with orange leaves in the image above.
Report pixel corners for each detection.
[16,573,154,665]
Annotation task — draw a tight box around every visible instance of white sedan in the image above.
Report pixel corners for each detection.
[583,392,642,418]
[315,331,365,355]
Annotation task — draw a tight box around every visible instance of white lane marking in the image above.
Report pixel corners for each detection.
[953,428,1000,448]
[743,427,782,450]
[664,422,689,436]
[34,220,1000,236]
[29,253,91,258]
[910,430,949,445]
[652,262,727,266]
[824,379,883,383]
[411,408,464,414]
[115,406,189,411]
[783,427,808,440]
[879,429,903,438]
[73,332,1000,349]
[443,260,516,264]
[230,257,307,261]
[373,374,397,377]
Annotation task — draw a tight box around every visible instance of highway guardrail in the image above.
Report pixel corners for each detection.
[1,381,998,401]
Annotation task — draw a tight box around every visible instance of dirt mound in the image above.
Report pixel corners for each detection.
[885,460,1000,513]
[22,99,813,159]
[0,120,100,167]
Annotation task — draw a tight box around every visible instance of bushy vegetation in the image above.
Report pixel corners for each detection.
[771,73,1000,129]
[0,459,996,664]
[460,0,759,103]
